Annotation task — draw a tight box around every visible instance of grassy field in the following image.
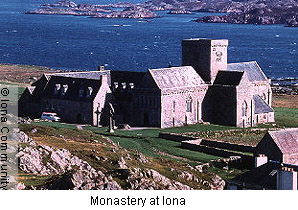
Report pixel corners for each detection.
[274,107,298,127]
[272,94,298,109]
[34,121,225,163]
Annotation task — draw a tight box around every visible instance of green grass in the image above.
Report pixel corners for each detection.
[83,124,229,163]
[32,122,224,163]
[274,107,298,127]
[31,121,78,130]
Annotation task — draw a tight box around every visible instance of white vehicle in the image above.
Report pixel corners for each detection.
[41,112,61,122]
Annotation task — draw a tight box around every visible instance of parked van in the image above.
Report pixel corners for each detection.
[41,112,61,122]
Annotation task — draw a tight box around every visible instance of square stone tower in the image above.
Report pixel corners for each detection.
[182,38,228,84]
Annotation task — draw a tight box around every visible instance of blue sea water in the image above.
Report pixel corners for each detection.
[0,0,298,79]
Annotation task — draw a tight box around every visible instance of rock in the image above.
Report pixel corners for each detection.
[31,128,37,134]
[196,6,298,26]
[210,175,225,190]
[195,163,210,172]
[118,157,128,169]
[17,139,122,190]
[93,6,158,19]
[16,182,26,190]
[134,152,148,163]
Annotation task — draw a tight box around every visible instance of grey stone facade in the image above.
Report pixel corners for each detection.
[19,38,274,128]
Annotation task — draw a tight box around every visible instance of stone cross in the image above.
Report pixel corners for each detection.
[108,103,115,133]
[94,106,101,127]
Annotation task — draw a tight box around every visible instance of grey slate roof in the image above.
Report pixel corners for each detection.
[149,66,205,90]
[43,76,102,102]
[227,61,267,82]
[268,128,298,155]
[228,161,278,190]
[44,71,110,80]
[110,71,148,88]
[213,71,244,86]
[253,95,274,114]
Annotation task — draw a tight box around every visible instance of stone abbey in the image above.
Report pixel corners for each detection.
[19,38,274,128]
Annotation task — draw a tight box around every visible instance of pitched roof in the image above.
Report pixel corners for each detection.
[253,95,274,114]
[110,71,148,88]
[44,70,110,80]
[149,66,205,90]
[43,75,102,102]
[227,61,267,82]
[228,161,278,190]
[267,128,298,155]
[213,70,244,86]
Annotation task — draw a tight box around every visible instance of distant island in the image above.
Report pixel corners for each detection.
[26,0,298,26]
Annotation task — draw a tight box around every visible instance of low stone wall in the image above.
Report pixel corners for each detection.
[181,140,254,167]
[199,139,254,153]
[159,132,255,153]
[159,132,197,142]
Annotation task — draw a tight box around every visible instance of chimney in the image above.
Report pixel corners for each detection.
[254,154,268,168]
[277,167,297,190]
[98,66,105,71]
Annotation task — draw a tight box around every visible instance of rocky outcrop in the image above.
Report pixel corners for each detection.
[26,0,298,23]
[92,6,158,19]
[43,0,78,8]
[15,132,122,190]
[26,1,157,19]
[124,168,192,190]
[196,5,298,26]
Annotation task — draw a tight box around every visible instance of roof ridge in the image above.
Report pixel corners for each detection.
[228,61,257,65]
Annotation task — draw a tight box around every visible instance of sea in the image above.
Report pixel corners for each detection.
[0,0,298,80]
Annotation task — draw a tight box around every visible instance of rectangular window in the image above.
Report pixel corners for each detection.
[172,101,176,113]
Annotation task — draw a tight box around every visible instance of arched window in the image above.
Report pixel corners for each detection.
[242,101,248,117]
[186,98,192,113]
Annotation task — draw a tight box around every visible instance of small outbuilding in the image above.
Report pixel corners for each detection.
[255,128,298,165]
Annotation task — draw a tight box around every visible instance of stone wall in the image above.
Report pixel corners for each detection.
[160,132,255,153]
[160,86,207,128]
[182,39,228,83]
[181,140,253,164]
[159,132,197,142]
